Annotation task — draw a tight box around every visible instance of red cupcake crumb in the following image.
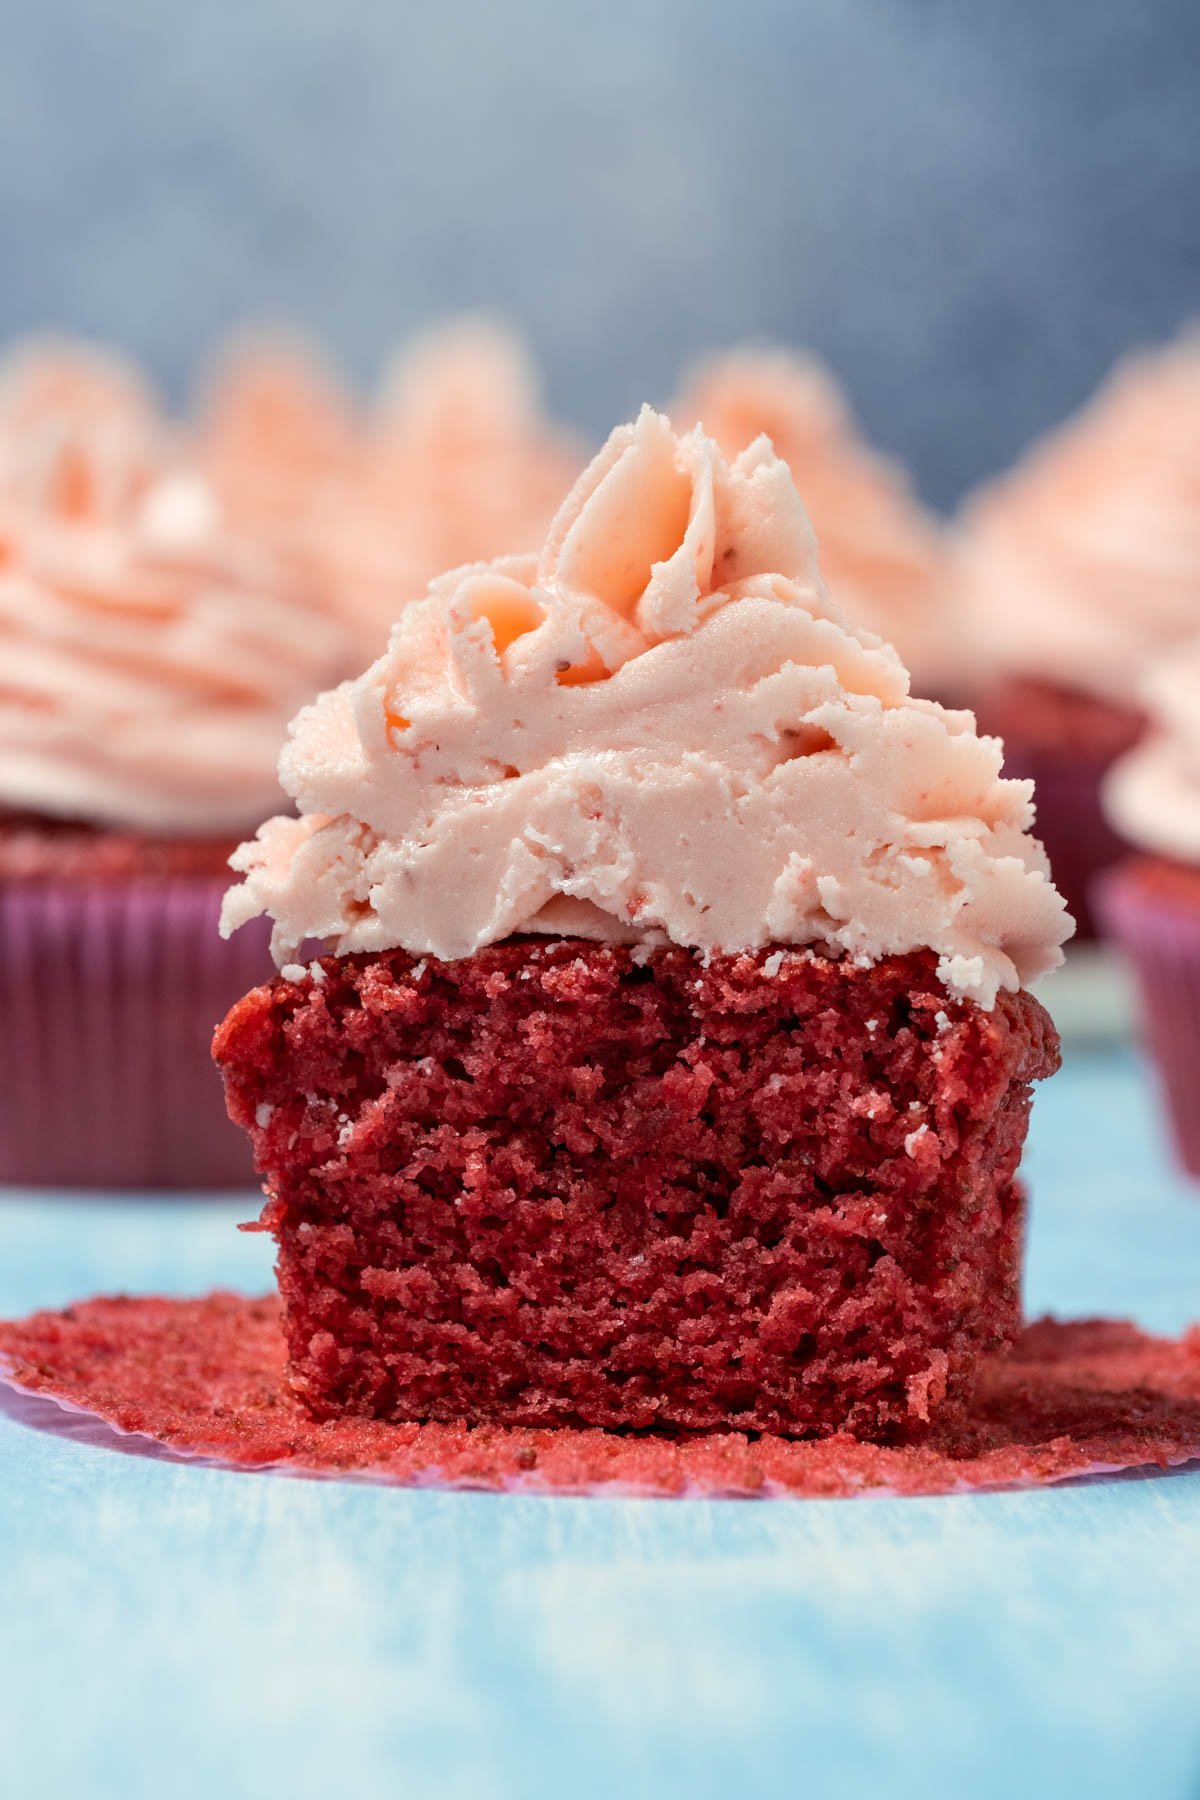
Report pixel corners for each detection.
[2,1293,1198,1498]
[214,940,1058,1442]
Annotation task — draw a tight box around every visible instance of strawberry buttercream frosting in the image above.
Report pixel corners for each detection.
[0,338,169,524]
[671,348,959,692]
[0,417,353,835]
[361,317,585,599]
[0,337,159,437]
[197,321,583,657]
[223,408,1069,1004]
[959,332,1200,705]
[1103,636,1200,865]
[199,334,360,524]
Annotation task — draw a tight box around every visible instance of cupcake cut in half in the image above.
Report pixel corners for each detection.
[215,407,1071,1442]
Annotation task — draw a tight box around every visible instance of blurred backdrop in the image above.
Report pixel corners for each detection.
[0,0,1196,507]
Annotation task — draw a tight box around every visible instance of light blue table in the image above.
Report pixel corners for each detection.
[3,1045,1200,1800]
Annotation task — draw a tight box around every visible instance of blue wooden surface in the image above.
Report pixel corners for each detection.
[3,1046,1200,1800]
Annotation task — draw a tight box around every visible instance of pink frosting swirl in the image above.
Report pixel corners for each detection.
[198,321,584,658]
[1104,636,1200,864]
[0,374,354,835]
[960,332,1200,705]
[223,408,1069,1003]
[671,348,960,692]
[0,338,170,525]
[199,333,360,533]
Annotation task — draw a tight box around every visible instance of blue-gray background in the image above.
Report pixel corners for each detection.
[1,0,1196,508]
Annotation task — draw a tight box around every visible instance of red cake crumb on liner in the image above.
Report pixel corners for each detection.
[3,1293,1199,1499]
[0,882,272,1188]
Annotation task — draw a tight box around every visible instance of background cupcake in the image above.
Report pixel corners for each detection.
[0,347,354,1186]
[198,318,585,660]
[1098,636,1200,1177]
[670,346,964,701]
[959,331,1200,936]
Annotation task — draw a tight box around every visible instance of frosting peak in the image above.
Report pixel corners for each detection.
[364,318,585,597]
[670,348,959,691]
[223,410,1071,1003]
[0,373,354,836]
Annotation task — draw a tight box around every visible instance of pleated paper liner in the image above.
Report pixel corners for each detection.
[3,1292,1199,1498]
[1096,860,1200,1180]
[0,879,272,1187]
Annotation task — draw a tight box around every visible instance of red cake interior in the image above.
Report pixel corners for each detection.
[214,940,1058,1442]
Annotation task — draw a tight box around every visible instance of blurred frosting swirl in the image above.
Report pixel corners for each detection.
[198,320,584,658]
[199,333,360,534]
[959,332,1200,706]
[671,348,960,693]
[1103,636,1200,865]
[224,407,1069,1004]
[0,357,353,836]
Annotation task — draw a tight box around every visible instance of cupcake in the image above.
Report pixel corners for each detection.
[0,369,354,1187]
[959,331,1200,935]
[1098,638,1200,1177]
[199,319,584,659]
[213,408,1068,1442]
[670,347,962,701]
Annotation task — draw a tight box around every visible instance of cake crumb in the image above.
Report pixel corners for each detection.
[212,940,1058,1441]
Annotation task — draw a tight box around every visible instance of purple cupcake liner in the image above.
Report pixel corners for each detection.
[1095,864,1200,1181]
[0,879,273,1188]
[999,739,1131,941]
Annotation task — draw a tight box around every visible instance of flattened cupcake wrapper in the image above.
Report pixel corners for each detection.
[1000,740,1131,942]
[0,879,272,1188]
[1096,865,1200,1180]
